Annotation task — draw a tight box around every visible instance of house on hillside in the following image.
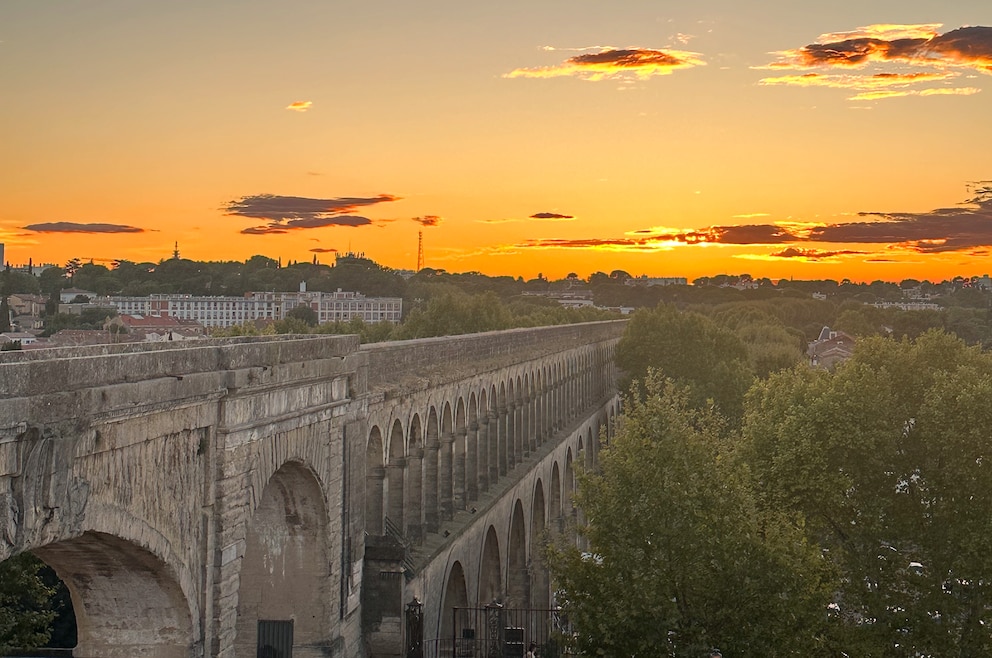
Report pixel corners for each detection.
[104,314,206,342]
[807,327,856,369]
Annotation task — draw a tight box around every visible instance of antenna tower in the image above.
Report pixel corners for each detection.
[416,230,424,271]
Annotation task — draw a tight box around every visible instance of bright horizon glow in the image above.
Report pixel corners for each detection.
[1,2,990,283]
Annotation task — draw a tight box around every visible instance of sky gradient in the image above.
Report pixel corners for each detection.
[2,0,990,281]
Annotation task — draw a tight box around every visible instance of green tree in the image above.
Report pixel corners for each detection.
[548,375,834,657]
[617,305,753,422]
[743,331,992,656]
[286,304,318,327]
[0,553,57,652]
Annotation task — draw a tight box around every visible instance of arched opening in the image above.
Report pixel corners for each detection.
[530,481,549,611]
[477,390,490,494]
[586,427,595,470]
[425,407,440,534]
[454,398,467,513]
[467,393,479,502]
[33,531,194,657]
[440,402,454,522]
[0,552,76,652]
[366,426,385,535]
[438,561,470,648]
[565,449,576,543]
[236,461,334,656]
[479,526,502,605]
[386,419,405,536]
[407,414,424,542]
[507,500,528,608]
[550,463,562,534]
[497,382,508,476]
[488,385,499,485]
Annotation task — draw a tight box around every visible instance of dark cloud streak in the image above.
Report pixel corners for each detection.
[23,222,146,234]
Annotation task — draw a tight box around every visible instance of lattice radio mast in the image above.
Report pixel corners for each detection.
[416,230,424,271]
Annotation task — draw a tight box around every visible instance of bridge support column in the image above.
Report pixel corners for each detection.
[386,459,405,536]
[497,406,508,477]
[523,395,537,457]
[452,429,466,513]
[424,443,439,534]
[488,410,500,484]
[513,401,523,465]
[406,449,424,542]
[466,423,479,501]
[439,433,454,521]
[506,403,516,469]
[367,466,386,535]
[476,417,489,494]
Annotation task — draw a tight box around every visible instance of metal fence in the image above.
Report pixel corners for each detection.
[424,604,573,658]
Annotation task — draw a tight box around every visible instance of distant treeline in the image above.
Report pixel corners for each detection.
[3,256,990,346]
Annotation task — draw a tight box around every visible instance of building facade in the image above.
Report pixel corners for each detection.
[101,288,402,328]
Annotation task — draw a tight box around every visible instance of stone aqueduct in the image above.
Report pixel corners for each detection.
[0,320,624,657]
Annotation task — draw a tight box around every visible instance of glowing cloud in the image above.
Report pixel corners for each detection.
[286,101,313,112]
[23,222,146,234]
[530,212,575,220]
[760,24,992,100]
[226,193,398,235]
[505,47,704,81]
[509,184,992,256]
[766,247,867,260]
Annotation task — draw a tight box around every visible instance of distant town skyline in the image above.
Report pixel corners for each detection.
[1,1,990,282]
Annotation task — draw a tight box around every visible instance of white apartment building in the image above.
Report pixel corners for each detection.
[102,288,402,328]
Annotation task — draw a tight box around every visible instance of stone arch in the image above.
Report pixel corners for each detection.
[440,401,454,521]
[453,397,467,513]
[497,381,508,476]
[425,406,440,534]
[550,462,562,533]
[479,525,502,605]
[366,425,385,535]
[565,448,576,542]
[530,480,549,610]
[386,418,405,534]
[467,392,480,501]
[514,374,525,461]
[506,378,517,468]
[477,388,490,494]
[407,413,424,541]
[439,560,470,647]
[488,384,499,484]
[33,532,194,658]
[507,500,528,608]
[236,461,334,656]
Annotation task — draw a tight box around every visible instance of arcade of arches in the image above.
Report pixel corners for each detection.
[0,322,624,657]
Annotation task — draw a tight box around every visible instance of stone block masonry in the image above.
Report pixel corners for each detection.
[0,321,625,657]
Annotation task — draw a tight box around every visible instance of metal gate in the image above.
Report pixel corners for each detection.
[424,604,572,658]
[257,619,293,658]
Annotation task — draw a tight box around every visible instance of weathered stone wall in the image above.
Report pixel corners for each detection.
[0,321,625,658]
[0,335,365,657]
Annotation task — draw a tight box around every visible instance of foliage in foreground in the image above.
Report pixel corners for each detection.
[744,331,992,656]
[0,553,56,652]
[547,375,833,657]
[553,325,992,657]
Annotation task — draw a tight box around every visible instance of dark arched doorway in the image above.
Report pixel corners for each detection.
[235,461,334,656]
[479,526,502,606]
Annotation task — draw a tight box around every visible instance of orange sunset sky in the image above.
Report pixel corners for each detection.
[1,1,991,282]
